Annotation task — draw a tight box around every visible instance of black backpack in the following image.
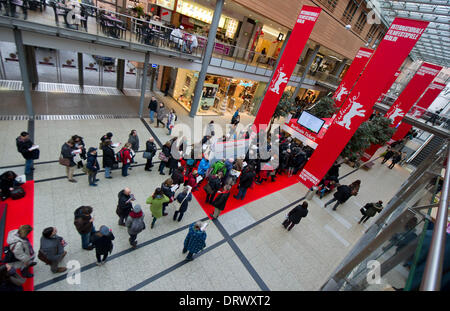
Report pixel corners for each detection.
[1,244,19,263]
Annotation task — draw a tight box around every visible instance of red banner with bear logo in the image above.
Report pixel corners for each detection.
[253,5,321,128]
[391,81,446,142]
[299,18,429,188]
[333,47,373,108]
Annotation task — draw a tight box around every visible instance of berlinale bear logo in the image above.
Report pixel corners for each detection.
[386,104,405,123]
[334,84,349,102]
[336,93,366,130]
[269,65,288,95]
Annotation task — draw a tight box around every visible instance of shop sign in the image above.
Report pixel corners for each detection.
[361,62,442,161]
[390,81,446,142]
[239,81,253,87]
[253,5,322,128]
[332,47,374,108]
[282,117,333,149]
[213,43,231,55]
[299,18,429,188]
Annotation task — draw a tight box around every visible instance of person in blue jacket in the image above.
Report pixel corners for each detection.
[86,147,100,186]
[183,221,207,261]
[197,156,210,178]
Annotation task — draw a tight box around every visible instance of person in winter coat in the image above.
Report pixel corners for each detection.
[0,264,24,291]
[148,96,158,123]
[6,225,36,278]
[231,110,240,125]
[156,102,168,128]
[205,120,215,137]
[282,201,308,231]
[389,151,402,169]
[186,170,199,191]
[86,147,100,186]
[167,109,177,136]
[324,180,360,211]
[91,225,115,266]
[234,166,256,200]
[101,140,116,179]
[359,201,383,224]
[204,171,223,204]
[171,166,185,185]
[326,161,341,179]
[118,143,133,177]
[146,188,170,229]
[173,186,192,222]
[210,185,231,219]
[0,171,19,201]
[381,147,394,164]
[161,178,175,216]
[125,204,145,248]
[197,156,210,178]
[72,135,87,169]
[61,139,81,183]
[127,130,139,164]
[39,227,67,273]
[117,188,134,226]
[144,137,157,171]
[74,206,95,249]
[183,221,207,261]
[158,141,171,175]
[100,132,113,147]
[16,131,37,176]
[168,137,180,175]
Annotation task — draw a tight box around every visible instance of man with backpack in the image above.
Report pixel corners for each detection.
[117,143,132,177]
[5,225,36,278]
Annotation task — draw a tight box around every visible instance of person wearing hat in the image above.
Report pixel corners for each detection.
[91,225,115,266]
[125,205,146,248]
[100,132,113,147]
[6,225,36,278]
[38,227,67,273]
[86,147,100,186]
[359,201,383,224]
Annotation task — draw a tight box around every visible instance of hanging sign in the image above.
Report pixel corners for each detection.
[299,18,429,188]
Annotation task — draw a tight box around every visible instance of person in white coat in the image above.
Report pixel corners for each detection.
[6,225,36,278]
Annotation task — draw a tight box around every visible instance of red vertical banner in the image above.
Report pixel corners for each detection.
[391,81,446,141]
[299,18,429,188]
[378,70,401,102]
[333,47,374,107]
[361,63,442,161]
[253,5,321,128]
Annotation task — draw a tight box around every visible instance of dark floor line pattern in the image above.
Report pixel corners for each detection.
[127,239,228,291]
[213,219,270,291]
[33,161,161,183]
[140,118,164,148]
[34,216,209,290]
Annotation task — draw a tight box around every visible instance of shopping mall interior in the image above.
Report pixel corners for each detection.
[0,0,449,294]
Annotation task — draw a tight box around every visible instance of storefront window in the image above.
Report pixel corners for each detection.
[173,68,198,112]
[148,0,175,10]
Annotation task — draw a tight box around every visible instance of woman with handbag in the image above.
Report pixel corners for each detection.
[72,135,87,169]
[167,109,177,136]
[173,186,192,222]
[210,185,231,219]
[146,188,170,229]
[144,137,157,171]
[359,201,383,224]
[91,225,115,266]
[158,141,171,175]
[60,139,81,183]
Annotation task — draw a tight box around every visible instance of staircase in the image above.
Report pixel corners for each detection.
[409,124,449,167]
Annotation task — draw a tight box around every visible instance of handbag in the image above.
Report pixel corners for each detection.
[112,162,119,169]
[38,249,52,265]
[59,156,70,167]
[143,152,153,159]
[158,151,169,162]
[10,187,25,200]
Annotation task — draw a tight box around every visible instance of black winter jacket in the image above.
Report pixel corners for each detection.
[117,190,132,217]
[16,137,34,160]
[288,206,308,224]
[91,232,115,254]
[102,145,116,168]
[333,185,353,203]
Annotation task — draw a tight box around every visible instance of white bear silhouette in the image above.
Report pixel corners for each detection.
[269,69,288,95]
[334,85,349,102]
[388,107,405,122]
[336,96,366,130]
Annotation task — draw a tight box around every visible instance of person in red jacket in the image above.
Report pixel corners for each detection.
[186,170,199,191]
[119,143,133,177]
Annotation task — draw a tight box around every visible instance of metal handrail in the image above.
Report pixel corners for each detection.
[420,146,450,291]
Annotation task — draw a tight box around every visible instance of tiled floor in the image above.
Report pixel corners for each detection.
[0,90,413,291]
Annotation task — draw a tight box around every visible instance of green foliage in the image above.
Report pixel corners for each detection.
[308,96,338,118]
[250,91,295,121]
[341,114,395,159]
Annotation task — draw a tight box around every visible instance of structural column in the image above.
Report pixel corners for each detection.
[139,52,150,117]
[13,28,34,117]
[78,53,83,88]
[331,58,348,78]
[293,44,320,99]
[116,58,125,91]
[24,45,38,89]
[189,0,224,118]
